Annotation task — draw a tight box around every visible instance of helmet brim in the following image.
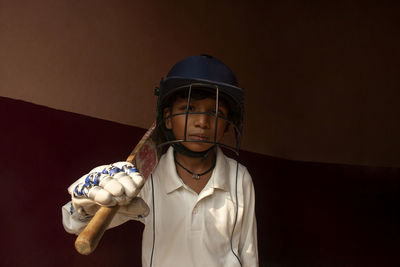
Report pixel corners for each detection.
[161,76,244,107]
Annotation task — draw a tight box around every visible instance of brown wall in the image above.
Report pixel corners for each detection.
[1,0,399,167]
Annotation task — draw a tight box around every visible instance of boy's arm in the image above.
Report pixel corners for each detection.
[239,168,259,267]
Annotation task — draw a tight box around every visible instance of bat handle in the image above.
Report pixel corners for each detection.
[75,205,119,255]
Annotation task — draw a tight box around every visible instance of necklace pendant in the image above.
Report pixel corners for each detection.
[192,174,200,180]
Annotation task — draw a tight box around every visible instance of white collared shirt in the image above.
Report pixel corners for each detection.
[62,146,258,267]
[138,146,258,267]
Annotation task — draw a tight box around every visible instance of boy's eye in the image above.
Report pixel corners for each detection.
[184,105,195,111]
[175,103,227,117]
[202,109,226,118]
[214,109,226,117]
[177,105,195,112]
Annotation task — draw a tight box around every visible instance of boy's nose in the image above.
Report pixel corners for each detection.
[193,113,210,129]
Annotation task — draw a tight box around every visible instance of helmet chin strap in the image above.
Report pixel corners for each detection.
[172,142,215,158]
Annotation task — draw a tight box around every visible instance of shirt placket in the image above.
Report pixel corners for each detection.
[191,188,214,232]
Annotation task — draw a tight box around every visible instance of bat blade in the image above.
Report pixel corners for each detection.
[74,122,159,255]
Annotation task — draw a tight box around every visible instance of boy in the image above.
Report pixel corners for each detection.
[62,55,258,267]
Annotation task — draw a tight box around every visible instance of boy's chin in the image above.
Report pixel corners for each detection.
[181,142,215,153]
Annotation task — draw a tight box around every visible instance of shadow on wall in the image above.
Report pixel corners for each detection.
[0,96,399,267]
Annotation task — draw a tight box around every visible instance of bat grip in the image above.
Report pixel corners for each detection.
[75,205,119,255]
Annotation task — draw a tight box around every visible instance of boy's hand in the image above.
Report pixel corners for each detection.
[68,162,145,216]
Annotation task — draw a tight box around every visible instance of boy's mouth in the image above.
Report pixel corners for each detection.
[188,134,209,141]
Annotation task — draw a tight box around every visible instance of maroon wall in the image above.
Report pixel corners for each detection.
[1,96,399,267]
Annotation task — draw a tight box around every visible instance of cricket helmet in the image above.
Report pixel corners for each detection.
[155,54,244,156]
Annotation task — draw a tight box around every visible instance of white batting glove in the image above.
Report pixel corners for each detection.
[68,162,147,216]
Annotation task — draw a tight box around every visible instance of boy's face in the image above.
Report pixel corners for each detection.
[164,95,229,153]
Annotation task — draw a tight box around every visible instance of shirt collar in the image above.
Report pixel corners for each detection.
[157,146,230,194]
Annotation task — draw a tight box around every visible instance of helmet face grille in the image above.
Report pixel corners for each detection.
[155,55,244,156]
[156,83,243,157]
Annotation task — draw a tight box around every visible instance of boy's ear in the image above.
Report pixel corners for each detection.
[164,108,172,130]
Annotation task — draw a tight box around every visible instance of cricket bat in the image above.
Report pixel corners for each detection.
[74,122,159,255]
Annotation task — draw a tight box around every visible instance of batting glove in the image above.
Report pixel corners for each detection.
[68,162,147,216]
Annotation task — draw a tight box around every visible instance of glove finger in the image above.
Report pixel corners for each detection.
[117,174,139,198]
[99,175,124,197]
[114,162,144,189]
[127,171,145,189]
[88,186,117,206]
[113,162,144,197]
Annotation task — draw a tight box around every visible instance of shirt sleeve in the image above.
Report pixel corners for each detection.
[239,168,259,267]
